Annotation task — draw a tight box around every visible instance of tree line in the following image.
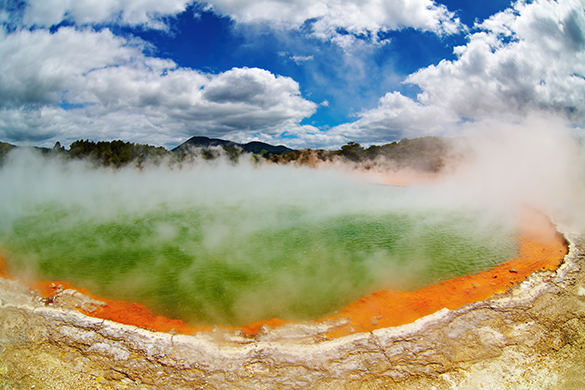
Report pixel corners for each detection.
[1,136,452,172]
[270,136,451,172]
[65,140,168,167]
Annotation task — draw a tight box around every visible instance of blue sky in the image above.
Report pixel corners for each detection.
[0,0,584,149]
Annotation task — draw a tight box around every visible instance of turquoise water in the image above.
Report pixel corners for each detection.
[0,201,518,327]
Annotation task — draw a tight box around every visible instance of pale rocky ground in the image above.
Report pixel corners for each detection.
[1,230,584,390]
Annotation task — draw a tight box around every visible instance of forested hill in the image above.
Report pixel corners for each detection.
[0,136,453,172]
[172,136,293,156]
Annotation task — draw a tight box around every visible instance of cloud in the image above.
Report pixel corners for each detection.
[0,27,317,147]
[3,0,583,150]
[330,92,460,144]
[227,127,350,150]
[14,0,191,29]
[0,27,139,106]
[204,0,463,45]
[7,0,463,42]
[406,0,585,122]
[291,55,314,64]
[331,0,585,145]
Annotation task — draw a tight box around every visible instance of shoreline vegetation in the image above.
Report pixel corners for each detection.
[0,135,453,172]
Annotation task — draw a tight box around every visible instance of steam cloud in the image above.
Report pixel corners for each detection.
[0,117,583,326]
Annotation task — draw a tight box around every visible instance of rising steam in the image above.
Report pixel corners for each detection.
[0,116,582,326]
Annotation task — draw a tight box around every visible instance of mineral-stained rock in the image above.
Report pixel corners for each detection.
[52,288,107,313]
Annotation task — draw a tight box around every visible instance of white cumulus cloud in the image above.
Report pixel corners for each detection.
[407,0,585,122]
[331,0,585,145]
[16,0,191,29]
[0,27,139,106]
[330,92,459,144]
[0,27,317,147]
[204,0,463,45]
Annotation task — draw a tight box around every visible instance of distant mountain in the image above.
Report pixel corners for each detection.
[172,136,294,156]
[173,136,234,149]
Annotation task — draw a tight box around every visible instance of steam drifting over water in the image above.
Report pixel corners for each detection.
[0,118,583,327]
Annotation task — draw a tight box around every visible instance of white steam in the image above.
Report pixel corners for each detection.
[0,117,583,325]
[445,116,585,231]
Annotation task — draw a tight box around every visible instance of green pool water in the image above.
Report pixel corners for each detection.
[0,154,519,327]
[0,202,518,327]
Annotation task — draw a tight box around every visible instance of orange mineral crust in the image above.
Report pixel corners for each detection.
[0,212,567,338]
[0,255,12,280]
[87,299,205,335]
[324,212,567,338]
[30,280,205,335]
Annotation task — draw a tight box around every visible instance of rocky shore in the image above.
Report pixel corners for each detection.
[1,228,584,389]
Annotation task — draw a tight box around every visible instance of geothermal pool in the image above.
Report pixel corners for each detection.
[0,151,519,328]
